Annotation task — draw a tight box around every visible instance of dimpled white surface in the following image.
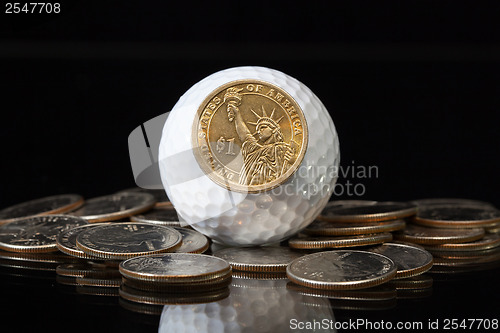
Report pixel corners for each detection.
[158,277,336,333]
[159,66,340,246]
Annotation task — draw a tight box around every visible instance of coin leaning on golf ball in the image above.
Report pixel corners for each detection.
[159,66,340,246]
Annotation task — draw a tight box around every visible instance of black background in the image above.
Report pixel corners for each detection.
[1,1,500,332]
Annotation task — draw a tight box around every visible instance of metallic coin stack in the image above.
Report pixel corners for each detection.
[1,191,500,313]
[118,253,232,305]
[288,201,413,250]
[396,199,500,274]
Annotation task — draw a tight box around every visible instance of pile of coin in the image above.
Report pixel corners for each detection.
[0,191,499,311]
[398,198,500,274]
[287,201,413,250]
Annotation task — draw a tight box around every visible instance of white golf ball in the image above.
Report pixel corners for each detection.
[159,66,339,246]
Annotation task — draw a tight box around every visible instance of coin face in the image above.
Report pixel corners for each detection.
[413,204,500,228]
[0,194,84,225]
[303,219,406,236]
[192,80,308,193]
[368,243,434,278]
[394,224,485,245]
[317,202,417,223]
[286,250,397,290]
[212,246,304,272]
[76,223,182,259]
[288,233,393,250]
[70,192,156,222]
[0,215,88,253]
[119,253,231,283]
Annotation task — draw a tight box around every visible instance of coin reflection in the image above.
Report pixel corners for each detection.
[159,276,336,333]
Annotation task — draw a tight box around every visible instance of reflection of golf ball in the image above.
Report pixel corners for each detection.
[159,66,339,246]
[158,277,336,333]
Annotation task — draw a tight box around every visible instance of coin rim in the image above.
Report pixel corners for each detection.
[318,202,417,223]
[172,227,210,254]
[394,225,485,245]
[119,253,232,283]
[191,79,309,194]
[423,233,500,252]
[303,219,406,236]
[287,233,393,250]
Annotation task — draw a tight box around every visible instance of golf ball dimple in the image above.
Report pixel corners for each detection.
[159,66,340,246]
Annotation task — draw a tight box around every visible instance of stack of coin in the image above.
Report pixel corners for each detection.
[118,253,232,305]
[288,201,412,250]
[395,200,500,273]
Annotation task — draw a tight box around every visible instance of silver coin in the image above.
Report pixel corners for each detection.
[130,206,181,226]
[318,201,417,223]
[413,204,500,228]
[368,243,433,279]
[119,253,231,283]
[212,246,304,272]
[0,215,88,253]
[0,194,84,224]
[56,223,109,259]
[410,198,496,209]
[172,227,209,254]
[286,250,397,290]
[116,187,171,207]
[303,219,406,236]
[76,223,182,260]
[69,192,156,222]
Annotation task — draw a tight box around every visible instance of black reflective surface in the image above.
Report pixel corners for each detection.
[0,257,499,333]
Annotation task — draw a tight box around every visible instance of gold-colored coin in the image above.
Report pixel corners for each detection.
[193,80,308,193]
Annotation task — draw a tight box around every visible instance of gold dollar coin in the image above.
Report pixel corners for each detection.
[193,80,308,193]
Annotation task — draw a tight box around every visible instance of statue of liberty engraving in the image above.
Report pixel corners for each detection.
[223,88,296,186]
